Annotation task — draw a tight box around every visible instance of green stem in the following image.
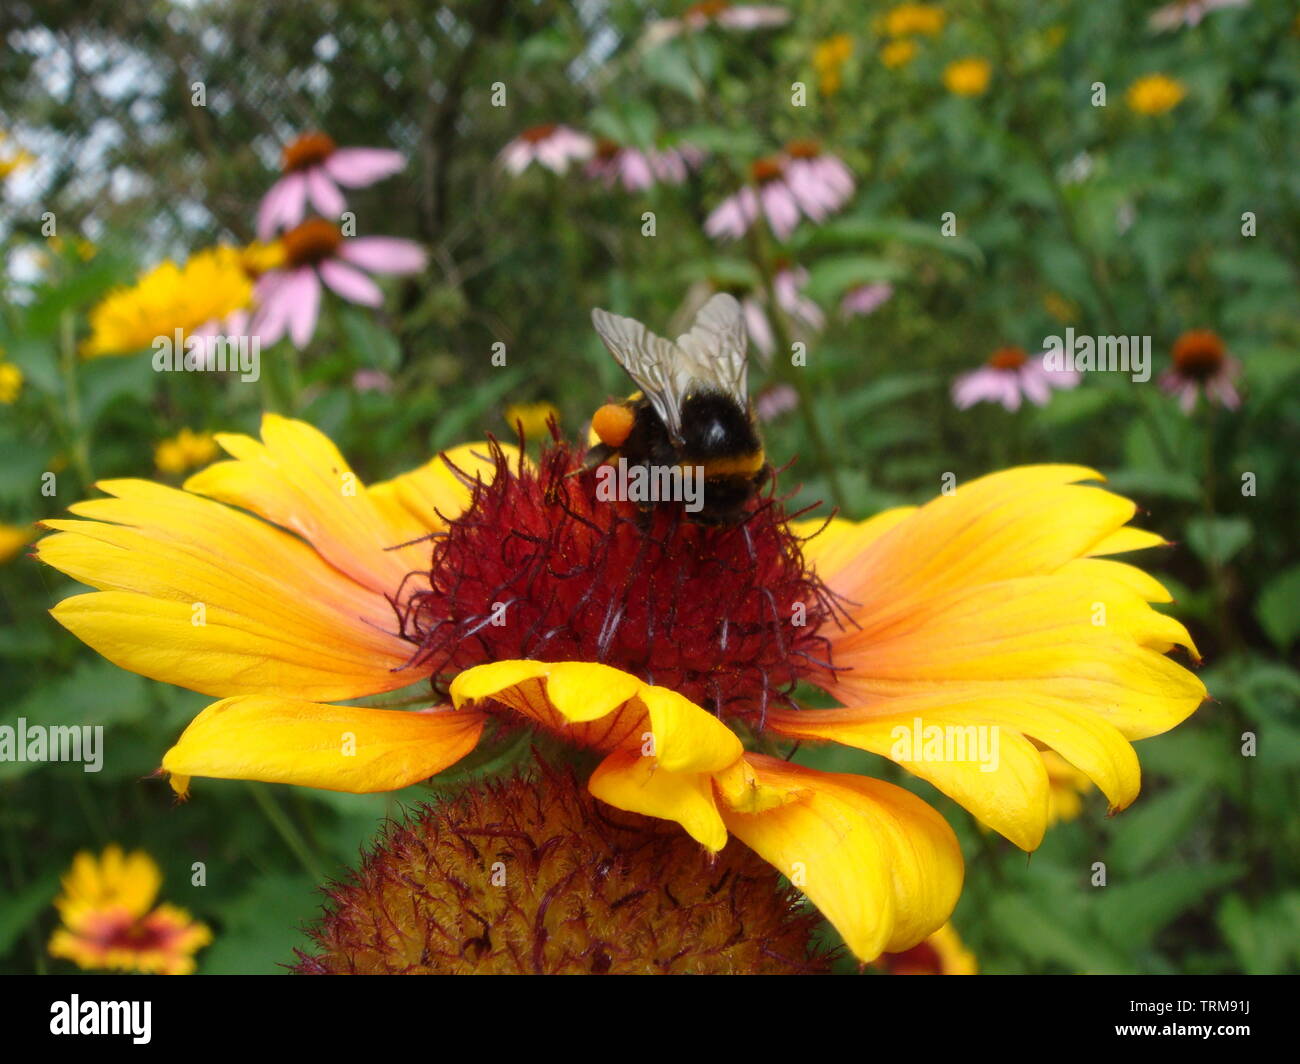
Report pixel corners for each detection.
[248,782,326,883]
[59,310,94,488]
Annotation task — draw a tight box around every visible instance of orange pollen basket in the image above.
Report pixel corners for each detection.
[282,132,337,173]
[281,218,344,268]
[592,403,636,448]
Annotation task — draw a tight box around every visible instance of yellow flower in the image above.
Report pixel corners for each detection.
[503,401,561,442]
[240,240,287,279]
[0,523,34,564]
[82,246,254,359]
[1127,73,1186,115]
[881,39,919,69]
[881,3,946,37]
[0,132,34,179]
[36,415,1205,963]
[944,57,992,96]
[876,921,978,974]
[0,361,22,404]
[154,429,220,476]
[814,34,854,95]
[48,846,211,975]
[1043,291,1079,323]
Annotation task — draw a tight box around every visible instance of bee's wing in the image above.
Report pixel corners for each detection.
[673,292,750,407]
[590,306,690,443]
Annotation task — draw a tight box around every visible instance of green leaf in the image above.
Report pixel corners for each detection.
[799,216,985,268]
[198,872,320,975]
[1254,564,1300,652]
[1185,515,1252,567]
[804,255,904,303]
[1095,863,1243,951]
[1106,782,1208,874]
[0,872,60,957]
[339,307,401,372]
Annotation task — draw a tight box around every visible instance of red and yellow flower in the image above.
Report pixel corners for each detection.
[48,846,211,975]
[36,414,1205,962]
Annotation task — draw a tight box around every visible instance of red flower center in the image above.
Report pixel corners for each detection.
[988,346,1028,371]
[396,443,840,728]
[281,218,343,268]
[687,0,731,19]
[1171,330,1226,380]
[594,137,622,160]
[282,132,337,173]
[751,157,786,183]
[784,139,823,159]
[877,939,944,975]
[520,124,559,143]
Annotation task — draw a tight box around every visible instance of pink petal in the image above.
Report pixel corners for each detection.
[286,269,322,349]
[275,173,308,236]
[320,259,383,307]
[256,178,289,242]
[306,166,346,218]
[340,237,427,275]
[323,147,406,188]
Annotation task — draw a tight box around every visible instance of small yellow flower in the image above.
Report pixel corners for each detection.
[155,429,219,475]
[814,34,854,95]
[240,239,287,279]
[0,523,34,564]
[1042,292,1079,323]
[1127,73,1186,115]
[881,3,946,37]
[82,246,254,359]
[943,57,992,96]
[48,846,212,975]
[504,401,560,442]
[0,361,22,404]
[881,39,919,69]
[0,132,34,180]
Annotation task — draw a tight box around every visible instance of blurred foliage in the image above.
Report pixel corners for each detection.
[1,0,1298,974]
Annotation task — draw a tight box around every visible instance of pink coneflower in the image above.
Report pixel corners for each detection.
[499,125,594,176]
[706,157,801,241]
[951,346,1080,411]
[705,147,853,242]
[585,139,703,191]
[755,383,798,422]
[840,282,895,319]
[772,261,825,330]
[252,219,426,349]
[645,2,790,44]
[257,133,405,240]
[781,140,855,222]
[1150,0,1248,32]
[1159,330,1241,413]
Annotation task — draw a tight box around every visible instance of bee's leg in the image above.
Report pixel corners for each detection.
[572,443,615,477]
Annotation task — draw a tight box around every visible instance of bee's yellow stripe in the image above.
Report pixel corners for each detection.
[690,451,767,478]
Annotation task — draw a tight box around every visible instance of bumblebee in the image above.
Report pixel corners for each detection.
[585,293,768,526]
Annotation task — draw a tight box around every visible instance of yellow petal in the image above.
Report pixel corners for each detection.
[827,571,1206,741]
[792,507,917,586]
[1087,526,1169,556]
[719,754,964,960]
[36,476,418,700]
[589,749,727,850]
[161,697,484,795]
[770,691,1140,851]
[822,465,1131,622]
[185,414,415,593]
[450,659,742,770]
